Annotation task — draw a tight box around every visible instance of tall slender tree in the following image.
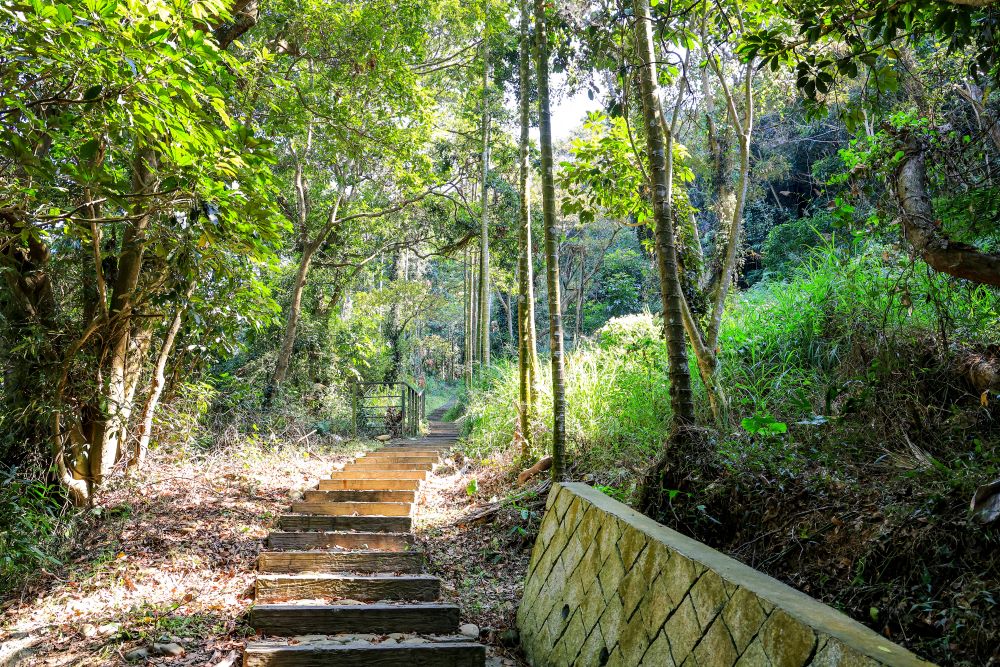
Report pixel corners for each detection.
[533,0,567,479]
[464,246,474,387]
[478,44,492,369]
[517,0,541,451]
[632,0,696,436]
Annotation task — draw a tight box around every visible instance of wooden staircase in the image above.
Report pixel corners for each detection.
[244,415,486,666]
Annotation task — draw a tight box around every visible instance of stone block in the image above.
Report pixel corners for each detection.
[561,569,587,616]
[617,526,648,570]
[606,645,627,667]
[761,609,816,667]
[692,615,739,667]
[598,588,626,648]
[576,505,601,546]
[539,597,570,651]
[558,609,588,665]
[580,583,607,637]
[690,569,728,631]
[596,515,622,562]
[659,550,700,609]
[619,566,648,621]
[617,612,652,666]
[562,495,585,534]
[722,586,770,654]
[663,595,701,662]
[535,508,562,553]
[546,484,564,511]
[575,623,608,667]
[640,573,679,638]
[560,532,588,581]
[598,547,627,601]
[735,637,770,667]
[640,630,676,667]
[578,536,605,596]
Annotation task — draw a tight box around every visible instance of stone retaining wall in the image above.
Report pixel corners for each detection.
[516,483,934,667]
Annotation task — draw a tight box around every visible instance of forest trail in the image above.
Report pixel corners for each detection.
[243,408,487,666]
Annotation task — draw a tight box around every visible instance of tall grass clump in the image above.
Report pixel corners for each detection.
[462,313,672,469]
[719,239,1000,425]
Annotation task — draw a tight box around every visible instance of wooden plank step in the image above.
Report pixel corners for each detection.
[278,515,411,533]
[258,550,424,574]
[304,489,415,503]
[318,478,420,491]
[328,470,427,480]
[255,574,440,603]
[380,446,450,451]
[290,502,412,517]
[250,603,460,635]
[359,455,440,464]
[266,531,415,552]
[345,462,434,471]
[244,641,486,667]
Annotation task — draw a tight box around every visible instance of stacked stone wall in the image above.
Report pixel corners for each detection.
[516,483,935,667]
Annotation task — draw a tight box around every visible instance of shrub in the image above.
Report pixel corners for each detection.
[0,467,66,594]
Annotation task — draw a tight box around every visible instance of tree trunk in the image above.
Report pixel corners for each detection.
[266,162,343,405]
[574,246,586,343]
[478,47,492,369]
[633,0,695,428]
[896,133,1000,286]
[706,132,751,351]
[503,292,514,342]
[89,148,156,485]
[464,246,473,386]
[518,0,541,452]
[266,241,317,405]
[534,0,567,480]
[131,280,195,469]
[468,249,479,380]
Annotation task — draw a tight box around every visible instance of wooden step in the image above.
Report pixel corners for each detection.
[266,531,415,552]
[358,457,439,466]
[304,489,416,503]
[318,478,421,491]
[362,454,440,462]
[250,603,460,635]
[377,447,449,454]
[244,641,486,667]
[255,574,440,603]
[258,550,424,574]
[329,470,427,481]
[290,502,412,517]
[345,462,434,472]
[278,515,411,532]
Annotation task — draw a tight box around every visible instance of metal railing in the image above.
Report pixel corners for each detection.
[351,381,425,438]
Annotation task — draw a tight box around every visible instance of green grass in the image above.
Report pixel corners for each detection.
[461,240,1000,477]
[462,313,672,469]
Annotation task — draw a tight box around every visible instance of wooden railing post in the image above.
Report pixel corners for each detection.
[399,384,406,435]
[351,382,358,437]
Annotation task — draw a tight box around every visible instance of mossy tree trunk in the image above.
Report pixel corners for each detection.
[633,0,695,430]
[518,0,541,453]
[533,0,567,479]
[478,45,492,369]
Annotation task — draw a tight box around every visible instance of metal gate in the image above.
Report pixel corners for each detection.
[350,382,425,437]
